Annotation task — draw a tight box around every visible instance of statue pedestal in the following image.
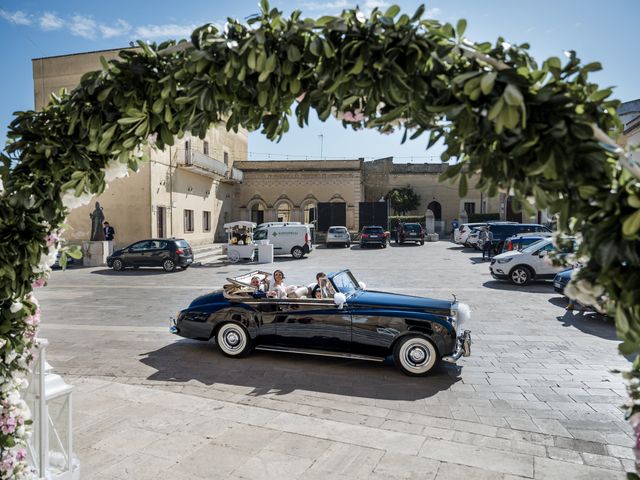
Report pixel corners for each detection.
[82,241,110,267]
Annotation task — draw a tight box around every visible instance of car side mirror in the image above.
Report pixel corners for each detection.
[334,293,346,309]
[538,251,547,258]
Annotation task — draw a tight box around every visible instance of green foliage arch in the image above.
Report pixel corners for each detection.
[2,2,640,476]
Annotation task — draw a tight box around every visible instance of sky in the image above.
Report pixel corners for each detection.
[0,0,638,163]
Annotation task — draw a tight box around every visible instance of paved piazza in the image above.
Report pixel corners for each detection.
[37,241,632,479]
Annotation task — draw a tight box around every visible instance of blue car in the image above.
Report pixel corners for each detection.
[553,268,573,294]
[171,269,471,376]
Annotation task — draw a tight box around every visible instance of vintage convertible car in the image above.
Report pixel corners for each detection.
[170,270,471,376]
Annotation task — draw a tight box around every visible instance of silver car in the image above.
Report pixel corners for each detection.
[326,226,351,248]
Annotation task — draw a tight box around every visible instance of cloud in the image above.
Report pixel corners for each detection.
[40,12,64,30]
[135,23,196,39]
[68,14,97,39]
[364,0,390,10]
[100,19,131,38]
[425,7,441,18]
[0,9,31,25]
[300,0,350,11]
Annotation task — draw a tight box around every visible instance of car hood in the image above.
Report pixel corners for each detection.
[188,290,226,308]
[493,251,522,261]
[348,290,452,315]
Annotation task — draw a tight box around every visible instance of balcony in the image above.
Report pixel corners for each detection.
[175,149,228,178]
[224,167,244,184]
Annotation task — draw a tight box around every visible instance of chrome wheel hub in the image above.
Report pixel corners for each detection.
[408,346,427,364]
[225,331,240,347]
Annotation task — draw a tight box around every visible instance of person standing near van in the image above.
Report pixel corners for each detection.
[451,218,459,238]
[482,226,494,261]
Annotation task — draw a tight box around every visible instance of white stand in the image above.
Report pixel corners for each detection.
[257,243,274,264]
[81,241,109,267]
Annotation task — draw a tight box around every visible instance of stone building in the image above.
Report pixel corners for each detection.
[33,48,248,247]
[33,47,534,247]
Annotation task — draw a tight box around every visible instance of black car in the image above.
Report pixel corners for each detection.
[486,223,551,253]
[399,223,425,245]
[171,270,471,376]
[107,238,193,272]
[360,226,388,248]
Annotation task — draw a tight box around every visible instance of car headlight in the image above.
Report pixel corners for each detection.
[496,258,513,264]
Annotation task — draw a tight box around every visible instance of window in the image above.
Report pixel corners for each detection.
[464,202,476,215]
[184,209,194,233]
[203,211,211,232]
[185,140,191,163]
[253,229,268,241]
[130,241,152,251]
[223,151,229,165]
[203,141,209,155]
[304,203,317,224]
[251,203,265,224]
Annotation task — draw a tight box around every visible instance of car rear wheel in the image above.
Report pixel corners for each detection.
[162,258,176,272]
[216,323,252,357]
[291,246,304,259]
[510,266,532,285]
[393,335,438,376]
[112,259,124,271]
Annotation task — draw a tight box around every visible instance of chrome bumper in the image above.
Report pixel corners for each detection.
[442,330,471,363]
[169,317,178,334]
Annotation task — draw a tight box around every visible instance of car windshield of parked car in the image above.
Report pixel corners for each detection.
[253,229,268,240]
[522,239,550,254]
[331,271,360,296]
[363,227,384,234]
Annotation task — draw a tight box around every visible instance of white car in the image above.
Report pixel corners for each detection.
[489,238,563,285]
[455,223,486,245]
[467,229,482,249]
[326,226,351,248]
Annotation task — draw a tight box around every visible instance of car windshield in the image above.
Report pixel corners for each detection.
[253,229,267,240]
[522,239,550,253]
[331,271,360,295]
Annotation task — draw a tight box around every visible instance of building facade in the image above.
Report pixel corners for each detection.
[33,48,248,247]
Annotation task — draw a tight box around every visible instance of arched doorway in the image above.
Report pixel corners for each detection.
[276,201,292,223]
[427,201,442,221]
[250,201,265,225]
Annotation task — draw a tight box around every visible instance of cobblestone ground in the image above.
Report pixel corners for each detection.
[37,241,632,479]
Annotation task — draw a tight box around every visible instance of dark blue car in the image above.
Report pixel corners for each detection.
[553,267,573,294]
[171,269,471,376]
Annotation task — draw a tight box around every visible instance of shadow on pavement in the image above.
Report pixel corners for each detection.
[91,268,184,276]
[555,310,617,341]
[140,340,462,401]
[482,280,553,294]
[469,257,491,264]
[349,244,387,250]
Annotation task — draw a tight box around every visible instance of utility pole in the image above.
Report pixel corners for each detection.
[318,133,324,160]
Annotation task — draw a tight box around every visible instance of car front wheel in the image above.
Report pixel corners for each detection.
[291,246,304,259]
[162,258,176,272]
[510,266,532,285]
[112,259,124,271]
[393,335,438,376]
[216,323,252,357]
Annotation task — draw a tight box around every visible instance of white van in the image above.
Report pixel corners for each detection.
[253,224,313,259]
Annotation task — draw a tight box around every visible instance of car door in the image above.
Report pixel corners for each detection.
[144,240,168,267]
[273,299,351,352]
[529,242,557,278]
[126,241,152,266]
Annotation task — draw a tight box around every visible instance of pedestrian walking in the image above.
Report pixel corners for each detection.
[482,226,494,261]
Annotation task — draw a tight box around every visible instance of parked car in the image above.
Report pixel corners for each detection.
[171,269,472,376]
[553,267,573,294]
[467,228,482,250]
[489,238,562,285]
[359,226,388,248]
[482,223,551,253]
[455,222,486,245]
[399,223,425,245]
[253,224,313,259]
[501,232,554,253]
[53,252,76,269]
[107,238,193,272]
[326,226,351,248]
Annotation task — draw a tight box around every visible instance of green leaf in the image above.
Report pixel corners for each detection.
[247,49,257,70]
[487,97,504,121]
[456,19,467,37]
[480,72,496,95]
[547,57,561,70]
[66,245,83,259]
[385,5,401,17]
[117,117,142,126]
[349,56,364,75]
[588,88,612,103]
[287,44,301,62]
[622,209,640,237]
[458,174,468,197]
[503,84,524,107]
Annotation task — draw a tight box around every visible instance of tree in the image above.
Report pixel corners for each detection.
[385,186,421,215]
[1,2,640,476]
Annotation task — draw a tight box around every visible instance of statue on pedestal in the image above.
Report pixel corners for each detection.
[90,202,106,241]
